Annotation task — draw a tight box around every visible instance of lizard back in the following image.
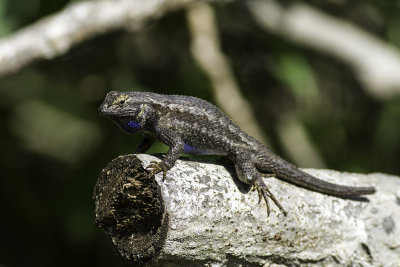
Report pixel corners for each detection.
[131,92,264,155]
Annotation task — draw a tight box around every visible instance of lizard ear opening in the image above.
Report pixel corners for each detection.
[138,103,159,125]
[138,104,147,117]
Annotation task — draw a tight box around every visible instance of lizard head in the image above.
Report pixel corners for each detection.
[99,91,134,116]
[99,91,147,133]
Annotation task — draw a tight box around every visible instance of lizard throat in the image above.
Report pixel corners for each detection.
[121,120,142,133]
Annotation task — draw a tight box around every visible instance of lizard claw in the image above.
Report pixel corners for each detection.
[254,178,287,217]
[146,161,169,181]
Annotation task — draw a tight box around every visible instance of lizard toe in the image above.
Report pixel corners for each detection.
[254,178,287,217]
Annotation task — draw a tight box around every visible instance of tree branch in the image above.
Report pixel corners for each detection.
[248,0,400,99]
[0,0,209,77]
[94,154,400,265]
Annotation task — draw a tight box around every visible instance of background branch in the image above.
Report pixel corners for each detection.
[248,0,400,99]
[0,0,210,78]
[186,3,270,145]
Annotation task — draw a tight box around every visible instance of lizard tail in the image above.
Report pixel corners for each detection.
[275,164,375,196]
[257,155,375,196]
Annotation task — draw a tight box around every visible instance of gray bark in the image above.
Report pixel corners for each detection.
[94,154,400,266]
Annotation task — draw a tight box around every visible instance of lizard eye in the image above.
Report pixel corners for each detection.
[111,94,129,107]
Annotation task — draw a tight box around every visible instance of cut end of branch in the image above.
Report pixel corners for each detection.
[94,154,169,264]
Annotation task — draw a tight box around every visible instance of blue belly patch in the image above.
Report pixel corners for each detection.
[122,120,141,133]
[183,143,205,154]
[128,121,141,130]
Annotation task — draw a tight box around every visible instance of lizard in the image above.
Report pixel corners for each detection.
[99,91,376,216]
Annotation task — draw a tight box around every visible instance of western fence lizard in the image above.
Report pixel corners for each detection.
[99,91,376,216]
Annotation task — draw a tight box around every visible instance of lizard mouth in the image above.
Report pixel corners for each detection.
[98,102,111,117]
[98,105,114,118]
[98,102,122,118]
[98,104,136,119]
[98,90,123,117]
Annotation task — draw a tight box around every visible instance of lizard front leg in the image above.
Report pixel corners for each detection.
[146,127,184,180]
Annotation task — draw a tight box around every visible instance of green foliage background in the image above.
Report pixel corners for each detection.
[0,0,399,266]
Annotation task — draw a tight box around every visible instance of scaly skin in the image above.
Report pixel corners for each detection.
[99,91,376,216]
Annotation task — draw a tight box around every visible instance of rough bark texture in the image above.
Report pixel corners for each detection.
[94,154,400,266]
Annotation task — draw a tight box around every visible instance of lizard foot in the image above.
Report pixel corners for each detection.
[146,161,169,181]
[254,178,287,217]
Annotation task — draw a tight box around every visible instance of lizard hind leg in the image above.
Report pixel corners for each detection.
[233,157,287,216]
[254,177,287,217]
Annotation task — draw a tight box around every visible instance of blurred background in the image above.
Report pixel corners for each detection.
[0,0,399,265]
